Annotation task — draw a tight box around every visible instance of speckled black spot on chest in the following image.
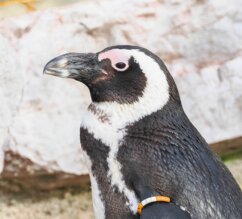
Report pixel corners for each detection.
[88,104,110,123]
[80,128,138,219]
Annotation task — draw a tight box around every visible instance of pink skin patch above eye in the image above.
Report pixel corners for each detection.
[98,49,130,71]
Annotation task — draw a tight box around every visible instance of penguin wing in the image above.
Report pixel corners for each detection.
[140,202,191,219]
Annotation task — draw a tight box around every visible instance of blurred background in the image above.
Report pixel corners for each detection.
[0,0,241,218]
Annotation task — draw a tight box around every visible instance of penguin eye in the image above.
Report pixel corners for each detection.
[115,62,126,69]
[113,62,128,71]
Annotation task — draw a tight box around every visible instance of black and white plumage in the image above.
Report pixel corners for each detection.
[44,45,242,219]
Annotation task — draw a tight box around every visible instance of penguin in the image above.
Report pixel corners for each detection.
[44,45,242,219]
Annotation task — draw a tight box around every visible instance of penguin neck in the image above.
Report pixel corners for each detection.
[87,96,170,129]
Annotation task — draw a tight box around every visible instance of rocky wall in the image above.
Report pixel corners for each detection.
[0,0,241,188]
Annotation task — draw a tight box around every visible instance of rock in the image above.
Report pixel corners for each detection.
[176,56,242,143]
[1,150,90,190]
[0,0,241,189]
[0,35,24,173]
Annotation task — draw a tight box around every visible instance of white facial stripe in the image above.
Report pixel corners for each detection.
[82,49,170,214]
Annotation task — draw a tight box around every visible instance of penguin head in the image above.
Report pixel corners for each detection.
[44,45,180,114]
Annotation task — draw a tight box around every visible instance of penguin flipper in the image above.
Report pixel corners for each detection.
[140,202,191,219]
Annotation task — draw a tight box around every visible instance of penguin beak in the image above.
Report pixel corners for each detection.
[43,53,101,83]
